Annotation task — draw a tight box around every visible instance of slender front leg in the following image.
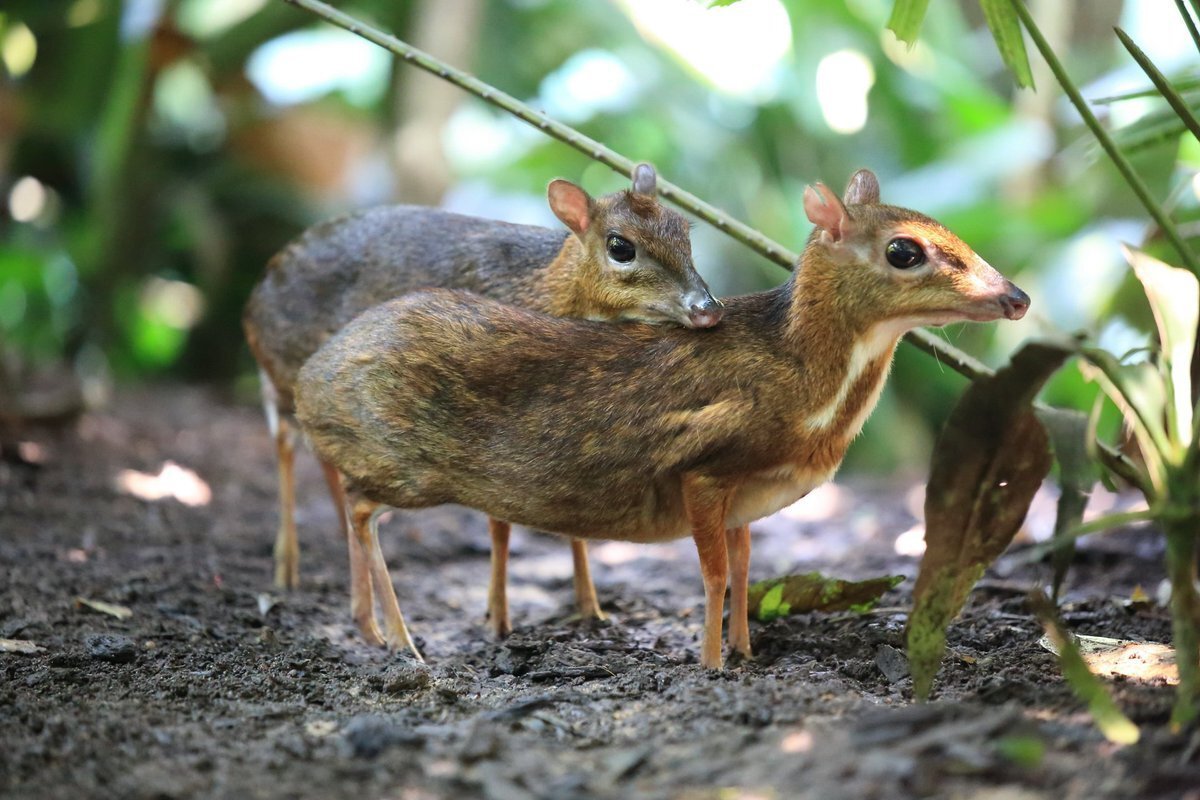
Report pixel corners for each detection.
[682,474,733,669]
[349,494,423,661]
[571,538,605,621]
[487,518,512,638]
[272,416,300,590]
[726,525,752,659]
[321,460,383,646]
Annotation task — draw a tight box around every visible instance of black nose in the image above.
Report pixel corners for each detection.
[999,285,1030,320]
[686,296,724,329]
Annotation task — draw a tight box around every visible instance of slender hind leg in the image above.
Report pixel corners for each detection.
[349,494,423,660]
[725,525,752,659]
[570,539,605,621]
[487,518,512,638]
[321,461,383,646]
[270,416,300,590]
[683,475,733,669]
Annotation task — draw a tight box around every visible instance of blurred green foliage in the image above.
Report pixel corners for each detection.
[1,0,1195,472]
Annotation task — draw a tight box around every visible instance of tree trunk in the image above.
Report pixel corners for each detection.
[389,0,484,205]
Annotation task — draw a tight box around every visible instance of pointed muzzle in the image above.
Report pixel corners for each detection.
[998,282,1030,320]
[684,292,724,329]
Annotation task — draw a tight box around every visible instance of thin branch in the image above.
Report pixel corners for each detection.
[1114,27,1200,147]
[279,0,1145,490]
[1175,0,1200,57]
[1010,0,1200,276]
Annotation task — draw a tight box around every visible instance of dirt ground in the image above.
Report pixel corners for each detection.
[2,385,1197,799]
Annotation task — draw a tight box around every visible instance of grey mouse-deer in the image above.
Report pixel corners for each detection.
[244,164,720,645]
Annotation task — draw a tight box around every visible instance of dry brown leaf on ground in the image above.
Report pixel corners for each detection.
[75,597,133,620]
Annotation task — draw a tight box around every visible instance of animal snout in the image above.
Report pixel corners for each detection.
[999,284,1030,321]
[686,295,724,329]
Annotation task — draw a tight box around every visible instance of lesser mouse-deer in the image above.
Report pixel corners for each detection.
[295,169,1029,666]
[245,164,720,644]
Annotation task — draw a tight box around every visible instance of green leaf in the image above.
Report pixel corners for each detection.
[706,0,743,6]
[908,339,1071,700]
[748,572,903,622]
[1029,591,1140,745]
[1123,245,1198,448]
[1092,75,1200,105]
[886,0,932,46]
[980,0,1034,89]
[1036,407,1097,598]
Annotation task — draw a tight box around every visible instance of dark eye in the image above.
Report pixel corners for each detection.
[886,238,925,270]
[606,235,636,264]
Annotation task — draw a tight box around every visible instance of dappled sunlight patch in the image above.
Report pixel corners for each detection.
[17,441,46,464]
[779,729,814,754]
[593,540,659,566]
[115,461,211,507]
[614,0,790,99]
[893,523,926,557]
[1040,634,1178,686]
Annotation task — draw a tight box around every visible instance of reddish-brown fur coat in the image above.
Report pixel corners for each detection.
[293,202,990,544]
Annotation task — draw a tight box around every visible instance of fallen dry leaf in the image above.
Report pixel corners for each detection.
[75,596,133,620]
[0,638,45,654]
[1030,591,1140,745]
[1038,633,1177,685]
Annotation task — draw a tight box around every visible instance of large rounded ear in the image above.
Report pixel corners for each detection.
[806,183,854,242]
[803,182,852,243]
[632,163,657,196]
[843,169,880,206]
[547,179,592,238]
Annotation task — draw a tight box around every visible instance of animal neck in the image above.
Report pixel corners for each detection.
[782,248,907,441]
[540,236,614,319]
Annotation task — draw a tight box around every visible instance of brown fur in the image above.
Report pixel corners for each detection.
[295,171,1030,667]
[243,166,717,599]
[244,172,712,413]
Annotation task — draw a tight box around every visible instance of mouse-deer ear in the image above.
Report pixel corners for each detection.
[843,169,880,206]
[803,182,852,242]
[632,163,657,196]
[547,179,592,237]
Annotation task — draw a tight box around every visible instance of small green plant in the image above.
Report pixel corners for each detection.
[891,0,1200,731]
[1075,246,1200,729]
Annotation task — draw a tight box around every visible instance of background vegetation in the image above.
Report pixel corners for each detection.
[1,0,1196,472]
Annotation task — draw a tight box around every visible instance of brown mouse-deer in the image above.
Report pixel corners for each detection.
[244,164,720,646]
[295,169,1030,667]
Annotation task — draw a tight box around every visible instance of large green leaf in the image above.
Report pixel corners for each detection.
[908,339,1071,700]
[1124,246,1198,448]
[886,0,932,45]
[980,0,1034,89]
